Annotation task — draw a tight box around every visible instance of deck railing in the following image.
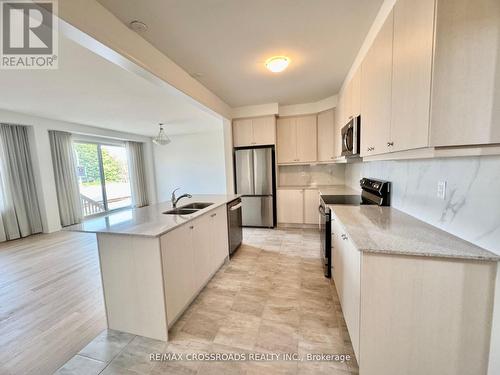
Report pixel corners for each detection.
[80,194,105,216]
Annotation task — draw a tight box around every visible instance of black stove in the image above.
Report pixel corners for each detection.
[319,178,391,278]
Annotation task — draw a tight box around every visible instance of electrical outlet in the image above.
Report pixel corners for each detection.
[437,181,446,200]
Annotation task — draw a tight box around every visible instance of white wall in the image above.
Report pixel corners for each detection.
[345,156,500,374]
[153,128,228,201]
[0,108,157,233]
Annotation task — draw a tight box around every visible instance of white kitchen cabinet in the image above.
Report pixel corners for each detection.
[192,214,212,291]
[334,97,345,157]
[390,0,434,152]
[361,10,394,157]
[233,116,276,147]
[430,0,500,147]
[276,117,297,163]
[161,205,229,326]
[317,109,336,162]
[277,189,304,224]
[303,189,320,225]
[332,214,361,361]
[351,66,361,117]
[277,115,317,163]
[161,224,195,326]
[209,205,229,270]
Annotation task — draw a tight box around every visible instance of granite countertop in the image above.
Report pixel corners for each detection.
[328,205,500,261]
[65,194,240,238]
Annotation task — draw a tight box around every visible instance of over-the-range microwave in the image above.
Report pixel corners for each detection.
[341,115,360,157]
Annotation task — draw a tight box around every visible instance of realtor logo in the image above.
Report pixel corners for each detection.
[0,0,58,69]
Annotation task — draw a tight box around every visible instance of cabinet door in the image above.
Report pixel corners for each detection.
[361,10,394,156]
[351,67,361,117]
[161,224,195,325]
[233,119,253,147]
[303,189,320,225]
[210,205,229,270]
[332,218,344,304]
[192,214,212,291]
[339,230,361,360]
[317,109,336,162]
[430,0,500,147]
[277,118,297,163]
[391,0,434,152]
[252,116,276,145]
[335,99,345,157]
[296,115,317,162]
[277,189,304,224]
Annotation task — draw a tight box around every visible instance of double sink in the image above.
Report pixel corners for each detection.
[164,202,213,215]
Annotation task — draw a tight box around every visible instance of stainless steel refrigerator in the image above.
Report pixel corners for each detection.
[234,146,276,228]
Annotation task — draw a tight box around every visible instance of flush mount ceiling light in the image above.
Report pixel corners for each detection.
[129,20,148,33]
[265,56,290,73]
[153,123,171,146]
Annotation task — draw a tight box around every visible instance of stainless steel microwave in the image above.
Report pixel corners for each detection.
[341,115,360,157]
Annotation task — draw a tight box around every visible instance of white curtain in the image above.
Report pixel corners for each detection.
[0,124,43,242]
[126,141,149,208]
[49,131,83,226]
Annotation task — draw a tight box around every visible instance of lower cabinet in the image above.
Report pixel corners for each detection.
[332,216,360,359]
[161,205,228,326]
[277,188,319,225]
[331,209,496,375]
[303,189,320,225]
[277,189,304,224]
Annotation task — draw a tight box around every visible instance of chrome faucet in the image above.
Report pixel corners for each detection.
[171,188,192,208]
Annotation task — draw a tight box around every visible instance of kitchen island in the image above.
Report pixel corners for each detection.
[67,194,239,341]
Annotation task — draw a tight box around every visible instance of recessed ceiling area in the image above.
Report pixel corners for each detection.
[97,0,384,107]
[0,34,222,137]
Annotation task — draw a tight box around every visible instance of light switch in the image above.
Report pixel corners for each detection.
[437,181,446,200]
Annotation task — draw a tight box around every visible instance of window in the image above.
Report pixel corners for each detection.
[74,141,132,217]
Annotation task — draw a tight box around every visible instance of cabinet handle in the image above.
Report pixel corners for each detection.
[211,213,217,217]
[189,226,194,229]
[341,234,348,240]
[387,141,394,147]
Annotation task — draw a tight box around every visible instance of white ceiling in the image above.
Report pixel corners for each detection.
[0,35,221,137]
[97,0,383,107]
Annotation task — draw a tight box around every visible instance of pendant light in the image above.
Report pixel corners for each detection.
[153,123,171,145]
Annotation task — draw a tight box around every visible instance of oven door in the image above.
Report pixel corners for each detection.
[319,202,332,278]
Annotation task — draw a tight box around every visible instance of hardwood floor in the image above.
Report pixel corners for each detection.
[0,231,106,375]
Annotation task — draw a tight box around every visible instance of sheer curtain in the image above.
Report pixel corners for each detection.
[49,131,82,226]
[126,141,149,208]
[0,124,43,242]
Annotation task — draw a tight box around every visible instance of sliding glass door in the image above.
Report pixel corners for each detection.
[74,141,131,217]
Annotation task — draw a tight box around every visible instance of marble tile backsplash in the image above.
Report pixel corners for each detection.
[278,164,346,187]
[344,156,500,255]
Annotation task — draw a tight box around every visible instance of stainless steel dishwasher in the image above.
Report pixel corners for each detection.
[227,198,242,256]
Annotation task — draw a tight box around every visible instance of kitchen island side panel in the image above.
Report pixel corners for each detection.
[97,233,168,341]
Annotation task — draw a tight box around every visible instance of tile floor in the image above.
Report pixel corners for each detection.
[56,228,358,375]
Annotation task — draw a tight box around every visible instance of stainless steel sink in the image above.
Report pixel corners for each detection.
[180,202,214,210]
[163,208,198,215]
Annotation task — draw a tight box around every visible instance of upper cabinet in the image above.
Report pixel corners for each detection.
[277,115,317,164]
[233,116,276,147]
[361,10,394,157]
[317,109,337,161]
[430,0,500,147]
[390,0,435,153]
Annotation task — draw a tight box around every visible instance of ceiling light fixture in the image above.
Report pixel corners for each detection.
[265,56,290,73]
[153,123,171,145]
[129,20,148,33]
